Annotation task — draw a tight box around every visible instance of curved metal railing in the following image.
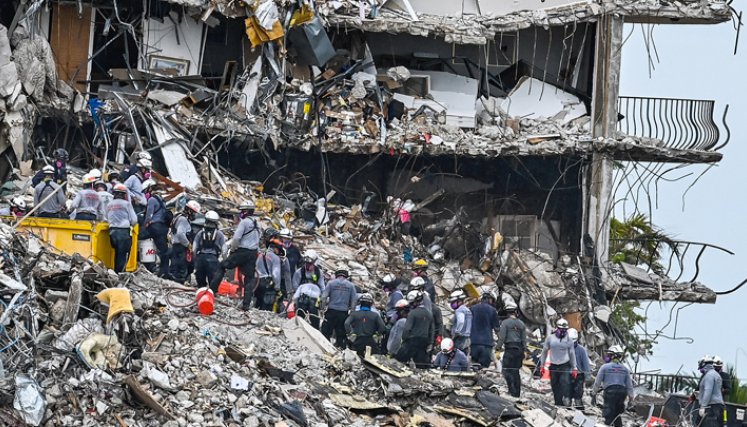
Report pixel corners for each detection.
[617,96,722,151]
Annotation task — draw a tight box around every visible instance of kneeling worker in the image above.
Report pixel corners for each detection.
[434,337,470,372]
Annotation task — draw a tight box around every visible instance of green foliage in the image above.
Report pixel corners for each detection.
[724,365,747,404]
[610,301,653,357]
[609,214,678,275]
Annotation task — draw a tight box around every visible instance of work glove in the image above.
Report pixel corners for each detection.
[540,367,548,377]
[348,333,357,343]
[571,368,578,379]
[426,345,433,352]
[435,336,442,346]
[699,408,706,418]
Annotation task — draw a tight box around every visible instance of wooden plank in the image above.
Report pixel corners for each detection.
[123,375,176,420]
[49,4,93,92]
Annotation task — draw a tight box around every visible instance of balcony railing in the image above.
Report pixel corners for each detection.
[617,96,726,152]
[633,373,700,395]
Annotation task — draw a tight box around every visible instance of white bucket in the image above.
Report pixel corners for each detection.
[139,239,157,263]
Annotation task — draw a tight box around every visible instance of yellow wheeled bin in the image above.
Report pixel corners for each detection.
[14,217,139,272]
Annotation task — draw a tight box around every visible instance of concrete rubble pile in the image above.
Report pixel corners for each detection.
[0,216,650,427]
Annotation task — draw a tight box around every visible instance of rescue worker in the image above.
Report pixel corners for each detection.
[121,151,152,182]
[105,184,137,273]
[124,158,151,215]
[387,299,410,356]
[381,274,404,321]
[193,211,226,289]
[345,293,385,356]
[34,165,66,218]
[539,319,578,407]
[170,200,200,283]
[293,272,323,329]
[0,197,27,217]
[187,215,205,280]
[471,290,501,368]
[139,179,171,277]
[395,290,434,369]
[592,345,634,427]
[70,172,105,220]
[496,302,526,397]
[32,148,68,187]
[95,180,112,212]
[433,337,470,372]
[267,232,293,311]
[568,328,592,409]
[279,228,302,273]
[409,277,433,313]
[698,356,725,427]
[214,201,262,310]
[292,249,325,292]
[448,290,472,354]
[713,356,732,397]
[320,268,357,349]
[254,231,285,311]
[431,303,444,352]
[411,258,436,302]
[107,170,121,190]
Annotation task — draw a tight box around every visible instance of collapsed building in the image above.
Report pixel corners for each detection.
[0,0,738,424]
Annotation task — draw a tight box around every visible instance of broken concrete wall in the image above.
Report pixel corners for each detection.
[141,11,206,76]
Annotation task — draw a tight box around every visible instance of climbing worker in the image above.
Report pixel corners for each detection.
[254,231,285,311]
[433,337,470,372]
[70,172,105,221]
[408,276,433,313]
[592,345,635,427]
[105,184,137,273]
[448,289,472,354]
[34,165,66,218]
[192,211,226,289]
[124,157,151,214]
[470,290,502,368]
[345,293,386,356]
[95,180,112,212]
[496,302,526,397]
[713,356,731,397]
[279,228,302,273]
[568,328,592,409]
[170,200,200,283]
[214,201,262,311]
[387,299,410,356]
[0,197,27,217]
[539,319,578,407]
[139,179,171,277]
[292,249,325,293]
[411,258,436,302]
[698,355,725,427]
[381,274,404,321]
[32,148,68,187]
[292,273,324,329]
[320,267,357,349]
[395,290,434,369]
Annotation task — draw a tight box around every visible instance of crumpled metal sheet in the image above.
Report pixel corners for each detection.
[13,374,46,426]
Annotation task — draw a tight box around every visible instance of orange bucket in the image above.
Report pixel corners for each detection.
[196,287,215,316]
[218,281,240,297]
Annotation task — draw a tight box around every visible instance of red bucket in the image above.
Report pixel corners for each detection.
[196,287,215,316]
[218,280,240,297]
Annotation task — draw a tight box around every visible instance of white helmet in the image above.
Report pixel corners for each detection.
[137,158,152,169]
[556,319,569,329]
[205,210,220,222]
[279,228,293,239]
[10,197,26,210]
[568,328,579,342]
[409,277,426,291]
[394,299,409,309]
[607,345,624,356]
[42,165,55,174]
[89,168,102,179]
[358,293,374,305]
[302,249,319,263]
[186,200,202,214]
[382,273,397,284]
[713,356,723,367]
[504,301,518,311]
[135,151,152,161]
[239,200,256,211]
[699,354,715,366]
[440,337,455,353]
[82,173,96,184]
[448,289,467,303]
[141,178,157,191]
[406,290,423,304]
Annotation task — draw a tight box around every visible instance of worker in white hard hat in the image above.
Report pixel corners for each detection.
[292,249,325,293]
[70,173,105,221]
[123,157,151,213]
[387,299,410,356]
[433,337,470,372]
[33,165,66,218]
[395,290,434,369]
[496,302,526,397]
[0,197,28,217]
[568,328,592,409]
[592,346,635,427]
[539,318,578,407]
[213,201,262,311]
[139,179,171,277]
[106,184,138,273]
[193,211,227,289]
[278,228,301,273]
[169,200,201,284]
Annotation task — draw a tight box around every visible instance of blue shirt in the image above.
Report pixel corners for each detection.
[452,305,472,337]
[699,365,724,406]
[470,302,500,346]
[434,350,470,372]
[574,344,592,374]
[594,362,634,397]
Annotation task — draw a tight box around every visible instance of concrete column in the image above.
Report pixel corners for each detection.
[585,14,624,265]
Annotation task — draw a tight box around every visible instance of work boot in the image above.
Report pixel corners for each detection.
[573,398,585,410]
[562,397,572,408]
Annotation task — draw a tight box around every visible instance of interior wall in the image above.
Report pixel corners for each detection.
[141,11,205,75]
[49,3,93,93]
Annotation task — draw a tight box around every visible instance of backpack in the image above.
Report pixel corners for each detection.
[198,228,220,254]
